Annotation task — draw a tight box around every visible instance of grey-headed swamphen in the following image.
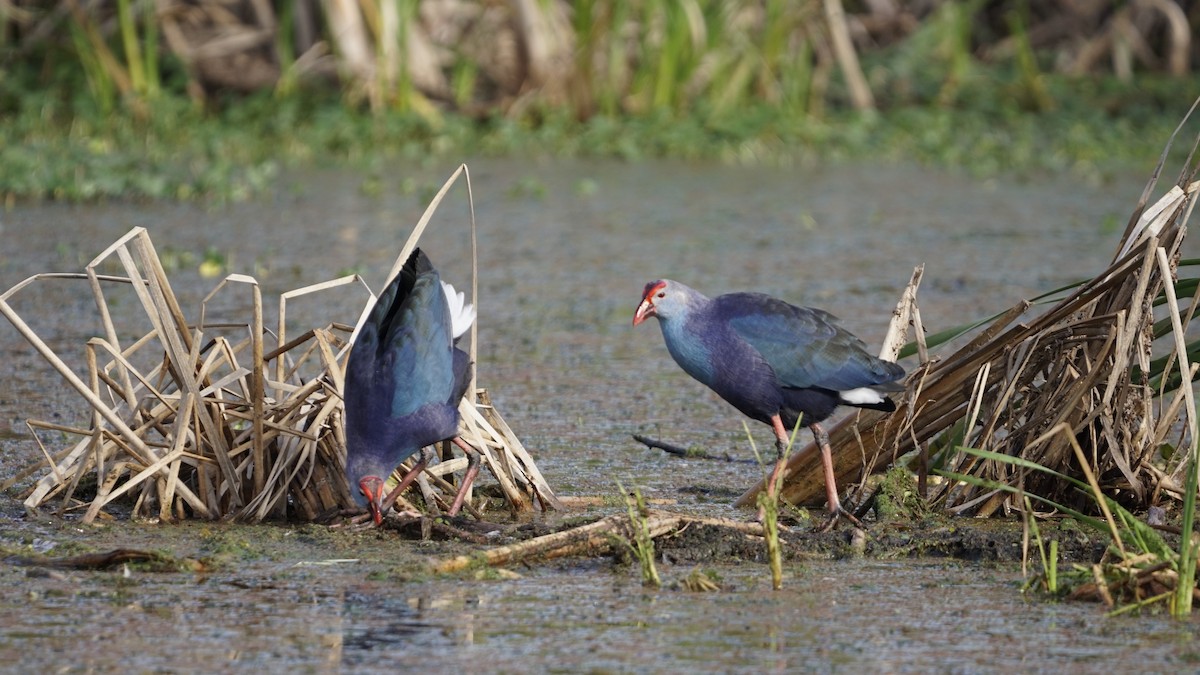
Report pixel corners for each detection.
[633,279,905,530]
[344,248,479,525]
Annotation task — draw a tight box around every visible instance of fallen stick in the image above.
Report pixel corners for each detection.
[632,434,757,464]
[430,510,763,574]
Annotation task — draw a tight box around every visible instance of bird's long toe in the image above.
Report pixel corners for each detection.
[342,511,378,531]
[815,506,865,533]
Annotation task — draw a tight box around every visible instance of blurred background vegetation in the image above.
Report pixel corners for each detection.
[1,0,1198,200]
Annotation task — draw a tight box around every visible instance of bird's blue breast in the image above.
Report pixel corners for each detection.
[660,317,716,385]
[660,306,785,424]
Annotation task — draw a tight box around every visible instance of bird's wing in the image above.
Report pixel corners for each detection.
[721,293,899,390]
[384,258,457,418]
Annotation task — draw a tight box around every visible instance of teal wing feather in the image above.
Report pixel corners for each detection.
[720,293,901,390]
[377,256,456,418]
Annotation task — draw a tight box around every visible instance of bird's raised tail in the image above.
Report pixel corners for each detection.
[836,354,905,412]
[441,281,475,340]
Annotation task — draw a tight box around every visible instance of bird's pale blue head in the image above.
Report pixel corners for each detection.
[634,279,699,325]
[346,448,395,524]
[633,280,667,326]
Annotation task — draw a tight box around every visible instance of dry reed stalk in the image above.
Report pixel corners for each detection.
[822,0,874,111]
[2,165,558,522]
[738,120,1200,516]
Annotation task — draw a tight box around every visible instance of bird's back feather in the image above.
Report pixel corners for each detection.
[344,249,472,497]
[717,292,904,392]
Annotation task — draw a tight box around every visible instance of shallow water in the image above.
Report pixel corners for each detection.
[5,552,1198,673]
[2,158,1198,671]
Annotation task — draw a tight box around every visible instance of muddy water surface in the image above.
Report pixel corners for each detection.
[2,159,1197,671]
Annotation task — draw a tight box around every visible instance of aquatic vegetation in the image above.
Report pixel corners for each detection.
[949,442,1196,618]
[871,467,928,524]
[616,481,661,588]
[746,420,793,590]
[677,568,722,592]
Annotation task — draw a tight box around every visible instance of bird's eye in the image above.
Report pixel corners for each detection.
[656,292,665,298]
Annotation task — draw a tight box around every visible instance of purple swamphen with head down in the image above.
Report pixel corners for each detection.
[633,279,905,530]
[344,248,480,525]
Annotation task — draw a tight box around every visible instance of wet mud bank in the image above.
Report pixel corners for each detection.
[1,502,1108,580]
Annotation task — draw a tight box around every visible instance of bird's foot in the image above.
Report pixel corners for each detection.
[815,506,865,533]
[333,508,422,531]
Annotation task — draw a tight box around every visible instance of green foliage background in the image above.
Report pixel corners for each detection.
[1,0,1197,201]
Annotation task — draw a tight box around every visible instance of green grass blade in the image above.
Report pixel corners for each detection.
[936,469,1104,529]
[116,0,145,96]
[1175,435,1198,617]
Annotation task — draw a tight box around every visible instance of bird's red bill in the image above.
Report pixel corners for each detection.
[359,476,386,525]
[633,299,654,326]
[633,280,667,326]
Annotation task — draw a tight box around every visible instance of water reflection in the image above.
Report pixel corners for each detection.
[332,585,493,670]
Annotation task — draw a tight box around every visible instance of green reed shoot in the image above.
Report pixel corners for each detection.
[570,0,629,116]
[1021,496,1057,594]
[1172,403,1198,618]
[1006,0,1053,111]
[66,0,161,111]
[115,0,158,98]
[392,0,421,113]
[616,480,660,588]
[274,0,299,97]
[747,419,797,591]
[758,485,783,591]
[933,0,978,107]
[68,19,116,113]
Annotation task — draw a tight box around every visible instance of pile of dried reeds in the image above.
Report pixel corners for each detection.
[0,165,559,523]
[741,114,1200,518]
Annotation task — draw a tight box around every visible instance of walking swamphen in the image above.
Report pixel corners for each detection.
[344,248,480,525]
[633,279,905,529]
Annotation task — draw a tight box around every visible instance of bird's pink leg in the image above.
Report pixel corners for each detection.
[811,422,864,532]
[767,415,791,499]
[446,437,481,517]
[755,415,793,521]
[379,446,434,516]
